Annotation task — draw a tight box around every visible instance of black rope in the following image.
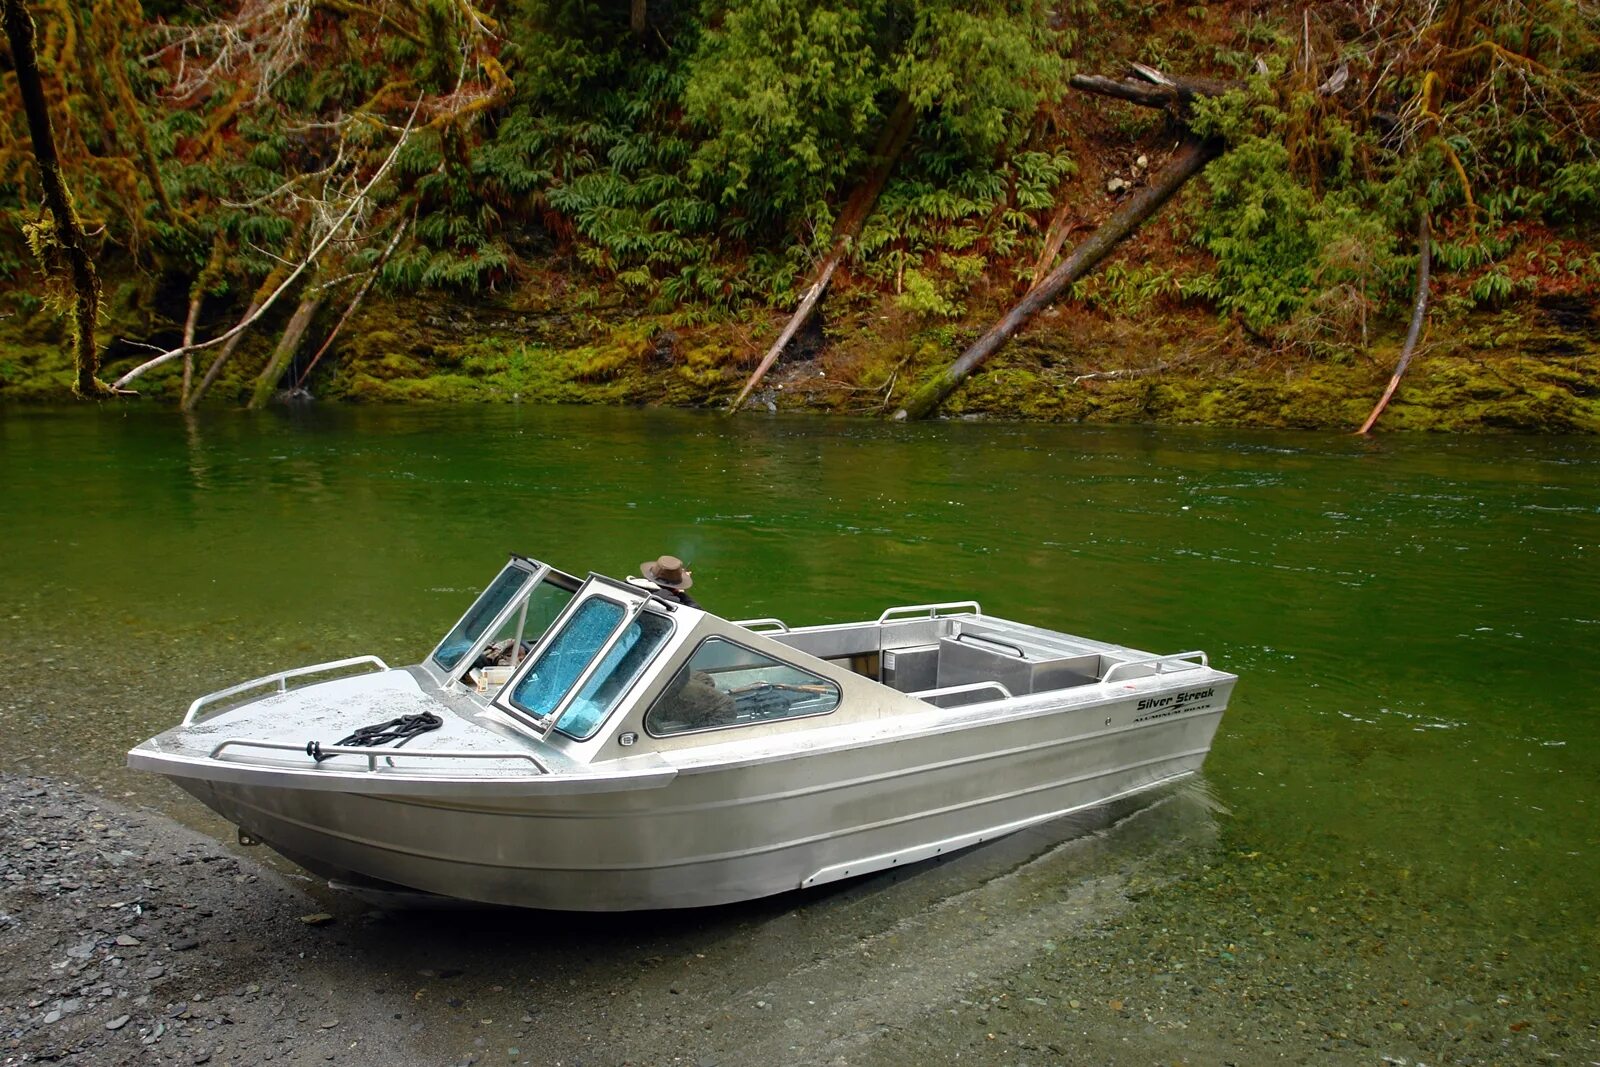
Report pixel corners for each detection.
[306,711,444,764]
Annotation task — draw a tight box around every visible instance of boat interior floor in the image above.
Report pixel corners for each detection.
[763,615,1135,705]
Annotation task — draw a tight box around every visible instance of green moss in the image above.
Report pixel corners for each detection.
[889,306,1599,432]
[4,265,1596,431]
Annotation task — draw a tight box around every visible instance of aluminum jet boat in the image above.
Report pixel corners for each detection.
[128,554,1236,911]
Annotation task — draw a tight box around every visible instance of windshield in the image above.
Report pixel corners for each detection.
[555,611,673,739]
[431,564,531,672]
[506,595,674,738]
[508,597,627,719]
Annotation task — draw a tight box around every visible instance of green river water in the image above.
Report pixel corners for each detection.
[1,404,1596,1063]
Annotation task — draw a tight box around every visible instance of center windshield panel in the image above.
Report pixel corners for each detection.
[505,595,674,740]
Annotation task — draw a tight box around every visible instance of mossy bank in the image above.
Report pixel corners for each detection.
[4,281,1597,433]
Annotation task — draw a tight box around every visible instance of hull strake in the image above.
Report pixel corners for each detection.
[168,706,1223,910]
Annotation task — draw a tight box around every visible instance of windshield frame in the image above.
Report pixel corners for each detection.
[493,576,679,740]
[423,556,581,686]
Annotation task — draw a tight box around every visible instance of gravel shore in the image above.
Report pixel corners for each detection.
[1,774,433,1066]
[4,773,1593,1067]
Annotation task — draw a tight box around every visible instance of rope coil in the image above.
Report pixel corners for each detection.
[306,711,444,764]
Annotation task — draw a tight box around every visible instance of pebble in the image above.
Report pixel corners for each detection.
[106,1013,131,1030]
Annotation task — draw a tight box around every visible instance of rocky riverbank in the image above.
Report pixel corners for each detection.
[0,774,436,1066]
[4,771,1593,1067]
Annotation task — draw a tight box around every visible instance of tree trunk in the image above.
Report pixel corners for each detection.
[182,301,258,412]
[180,234,228,406]
[181,296,200,402]
[90,7,173,219]
[630,0,646,38]
[247,296,323,409]
[182,258,292,411]
[3,0,109,397]
[894,136,1223,421]
[728,93,916,412]
[1357,213,1431,434]
[295,216,410,390]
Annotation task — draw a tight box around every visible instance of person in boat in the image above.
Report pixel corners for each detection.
[632,554,701,608]
[662,668,736,730]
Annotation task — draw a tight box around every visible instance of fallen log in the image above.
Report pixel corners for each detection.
[1357,213,1431,434]
[891,65,1234,421]
[893,135,1222,421]
[1067,68,1231,113]
[112,99,421,392]
[727,94,916,413]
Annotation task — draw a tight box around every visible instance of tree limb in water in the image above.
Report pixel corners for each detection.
[3,0,111,397]
[894,136,1223,421]
[1357,213,1431,435]
[294,215,411,391]
[247,295,323,408]
[727,93,916,413]
[182,259,292,412]
[110,99,421,392]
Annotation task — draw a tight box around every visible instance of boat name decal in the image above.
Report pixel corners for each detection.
[1133,687,1215,723]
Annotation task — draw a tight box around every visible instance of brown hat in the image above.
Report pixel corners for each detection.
[640,554,693,591]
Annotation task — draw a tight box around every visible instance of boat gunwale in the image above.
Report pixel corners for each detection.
[128,668,1233,797]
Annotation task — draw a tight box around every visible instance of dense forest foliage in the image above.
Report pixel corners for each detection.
[1,0,1597,422]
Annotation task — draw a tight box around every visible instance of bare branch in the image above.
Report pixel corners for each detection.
[111,99,423,390]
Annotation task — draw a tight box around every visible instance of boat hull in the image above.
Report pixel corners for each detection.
[160,692,1226,910]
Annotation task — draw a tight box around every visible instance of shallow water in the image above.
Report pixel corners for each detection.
[2,404,1596,1061]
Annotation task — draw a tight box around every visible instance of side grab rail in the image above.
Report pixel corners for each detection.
[877,600,982,624]
[909,680,1014,703]
[1101,651,1209,684]
[733,617,790,633]
[954,632,1026,658]
[183,656,391,726]
[208,739,549,774]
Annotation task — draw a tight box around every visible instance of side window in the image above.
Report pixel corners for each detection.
[646,638,841,736]
[476,579,576,671]
[433,565,528,671]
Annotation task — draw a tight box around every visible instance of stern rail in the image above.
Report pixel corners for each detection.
[1101,650,1209,683]
[183,656,391,725]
